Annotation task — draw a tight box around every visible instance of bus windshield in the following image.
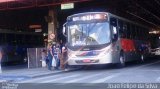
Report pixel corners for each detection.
[68,22,110,46]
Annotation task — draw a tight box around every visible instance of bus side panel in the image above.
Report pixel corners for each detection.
[120,38,137,62]
[110,40,121,64]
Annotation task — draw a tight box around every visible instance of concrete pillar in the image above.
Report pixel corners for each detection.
[48,8,58,43]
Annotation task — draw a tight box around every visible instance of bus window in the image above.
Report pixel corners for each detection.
[118,20,124,38]
[123,23,127,38]
[16,34,23,46]
[135,26,139,40]
[0,33,6,44]
[127,23,131,39]
[110,17,118,41]
[144,28,149,40]
[21,35,26,46]
[141,28,145,40]
[139,27,144,40]
[137,26,141,40]
[6,34,16,45]
[131,25,136,39]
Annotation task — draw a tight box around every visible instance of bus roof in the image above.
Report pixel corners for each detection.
[67,12,150,29]
[67,12,107,19]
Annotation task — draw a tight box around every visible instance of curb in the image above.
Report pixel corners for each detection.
[31,68,79,78]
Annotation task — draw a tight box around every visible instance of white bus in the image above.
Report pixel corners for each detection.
[63,12,150,67]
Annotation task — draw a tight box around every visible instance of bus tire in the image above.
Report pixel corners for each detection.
[117,52,126,68]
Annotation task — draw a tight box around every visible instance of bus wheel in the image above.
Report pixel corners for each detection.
[117,53,125,68]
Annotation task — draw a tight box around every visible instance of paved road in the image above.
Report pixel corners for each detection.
[16,56,160,83]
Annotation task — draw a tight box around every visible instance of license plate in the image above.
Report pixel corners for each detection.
[83,59,91,63]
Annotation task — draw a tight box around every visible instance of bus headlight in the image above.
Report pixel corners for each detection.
[68,53,76,58]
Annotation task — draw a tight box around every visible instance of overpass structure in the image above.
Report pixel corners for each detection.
[0,0,91,10]
[0,0,159,33]
[0,0,159,67]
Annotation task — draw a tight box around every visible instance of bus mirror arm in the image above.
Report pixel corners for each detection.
[63,23,67,37]
[63,27,67,37]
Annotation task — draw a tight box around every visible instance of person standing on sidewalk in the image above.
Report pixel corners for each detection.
[54,43,61,70]
[47,44,54,70]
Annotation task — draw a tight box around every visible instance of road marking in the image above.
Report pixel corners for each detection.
[28,71,60,77]
[41,74,81,83]
[90,73,120,83]
[0,80,7,83]
[19,73,65,83]
[132,70,160,72]
[64,73,103,83]
[156,77,160,82]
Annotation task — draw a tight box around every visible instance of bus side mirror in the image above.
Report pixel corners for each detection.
[63,23,67,37]
[112,26,118,41]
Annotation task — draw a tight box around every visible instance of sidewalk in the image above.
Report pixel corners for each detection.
[0,67,65,82]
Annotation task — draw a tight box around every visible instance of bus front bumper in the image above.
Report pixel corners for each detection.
[67,56,113,66]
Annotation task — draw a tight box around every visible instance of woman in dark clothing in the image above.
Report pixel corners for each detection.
[47,44,54,70]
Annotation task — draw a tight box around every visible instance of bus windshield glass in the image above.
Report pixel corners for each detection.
[68,22,110,46]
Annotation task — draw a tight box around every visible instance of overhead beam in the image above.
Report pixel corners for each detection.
[0,0,92,11]
[154,0,160,6]
[135,3,160,22]
[126,11,160,29]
